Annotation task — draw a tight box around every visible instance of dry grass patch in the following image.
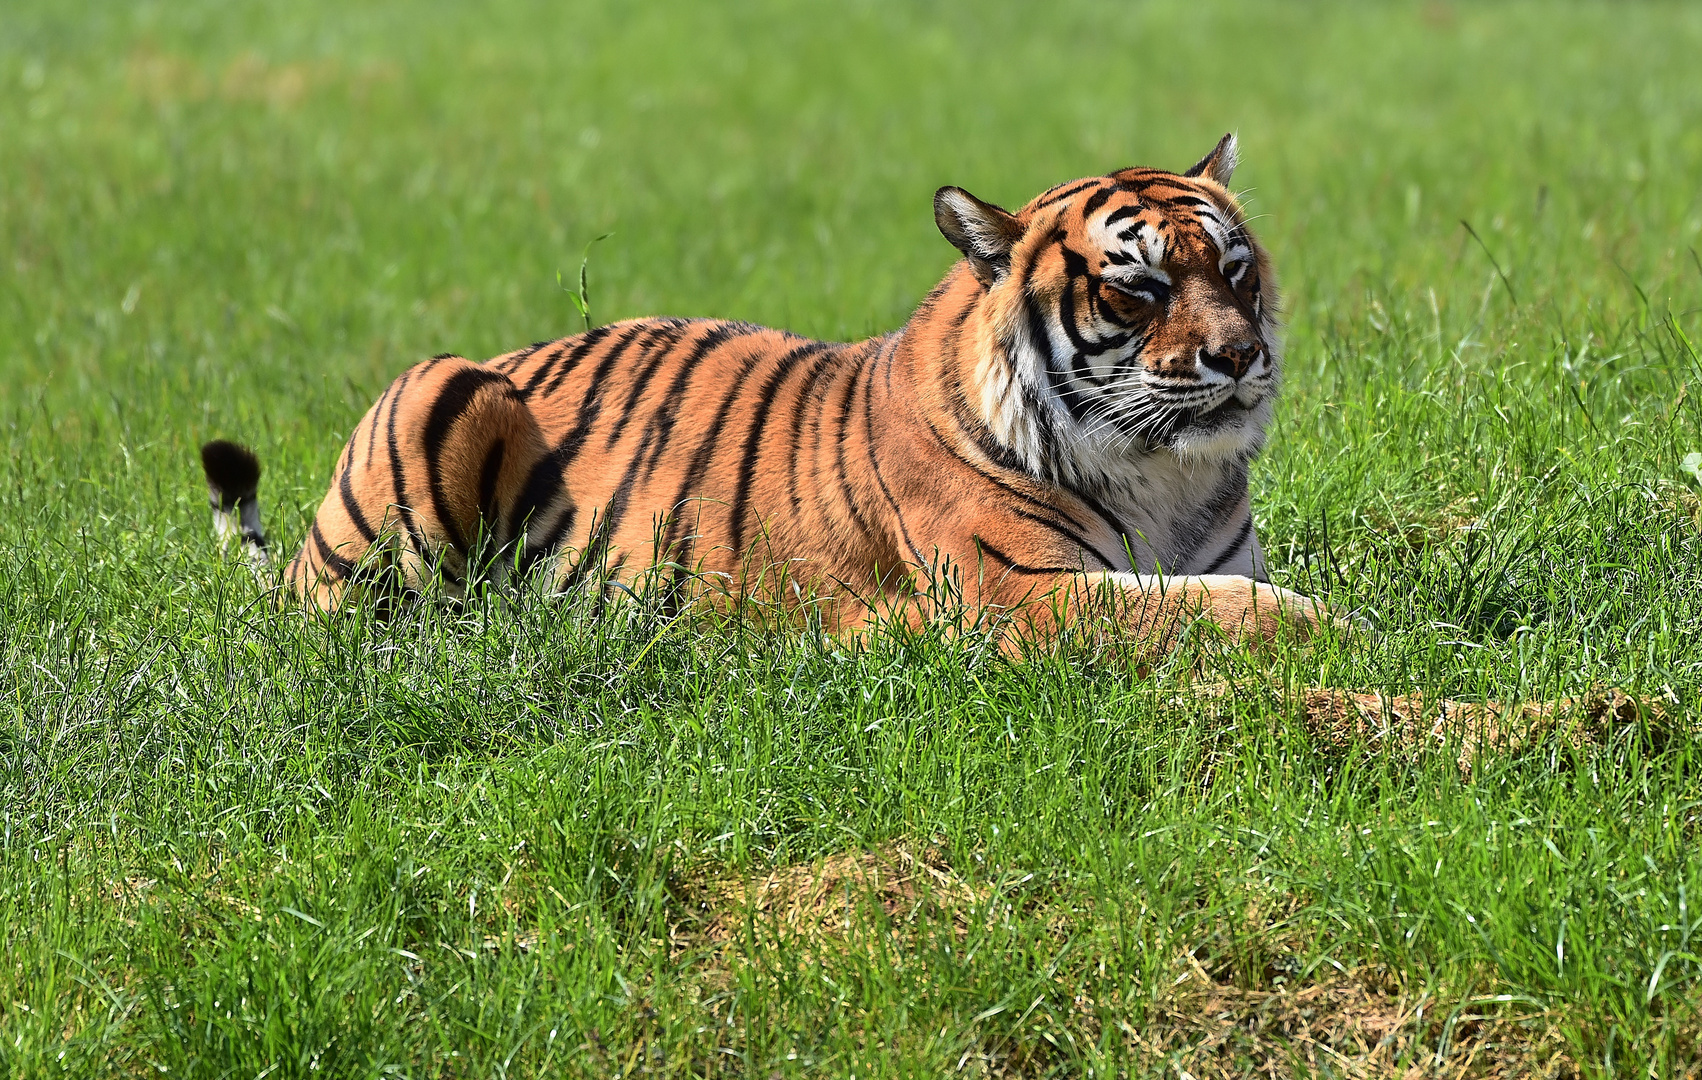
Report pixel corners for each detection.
[1171,677,1682,773]
[680,840,979,948]
[1129,960,1586,1080]
[1294,685,1677,774]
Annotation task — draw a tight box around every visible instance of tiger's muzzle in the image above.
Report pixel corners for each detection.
[1197,341,1266,382]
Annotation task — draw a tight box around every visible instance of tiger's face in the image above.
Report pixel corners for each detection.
[935,135,1279,468]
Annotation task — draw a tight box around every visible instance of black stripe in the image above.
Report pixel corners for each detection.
[916,350,1117,564]
[884,330,900,397]
[1171,475,1249,568]
[948,408,1032,479]
[1103,205,1141,227]
[1028,293,1090,426]
[660,339,831,591]
[947,287,979,332]
[522,325,614,400]
[1162,194,1211,209]
[574,326,752,569]
[1010,509,1114,570]
[1022,232,1100,427]
[511,446,567,541]
[542,324,640,403]
[911,278,960,325]
[828,342,881,543]
[1024,387,1069,473]
[1080,186,1114,217]
[1057,242,1131,358]
[974,537,1076,576]
[364,382,394,469]
[516,499,577,580]
[921,366,1121,569]
[311,521,356,578]
[860,340,923,564]
[1031,180,1101,210]
[547,322,672,474]
[511,339,566,394]
[488,341,549,376]
[940,367,1033,476]
[338,467,377,543]
[640,322,766,481]
[1202,516,1254,573]
[729,341,836,555]
[422,367,513,552]
[1057,266,1104,387]
[1055,478,1136,557]
[476,438,506,523]
[603,318,693,449]
[785,348,845,520]
[384,369,427,551]
[1070,349,1101,394]
[338,427,357,473]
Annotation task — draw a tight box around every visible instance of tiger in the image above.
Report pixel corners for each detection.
[201,134,1332,651]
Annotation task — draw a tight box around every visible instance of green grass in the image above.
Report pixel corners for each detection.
[4,0,1702,1075]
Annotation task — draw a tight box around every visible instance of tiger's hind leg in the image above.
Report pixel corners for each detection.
[290,355,556,611]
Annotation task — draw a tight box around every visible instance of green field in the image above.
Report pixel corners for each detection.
[5,1,1702,1075]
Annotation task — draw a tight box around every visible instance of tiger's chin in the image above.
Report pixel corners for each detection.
[1160,397,1272,463]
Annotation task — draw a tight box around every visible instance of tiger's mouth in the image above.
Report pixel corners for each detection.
[1152,392,1264,442]
[1093,377,1269,450]
[1192,394,1263,426]
[1185,385,1262,420]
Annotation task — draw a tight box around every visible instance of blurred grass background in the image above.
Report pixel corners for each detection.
[3,1,1702,1076]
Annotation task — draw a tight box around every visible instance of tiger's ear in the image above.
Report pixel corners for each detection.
[934,186,1022,286]
[1184,133,1239,186]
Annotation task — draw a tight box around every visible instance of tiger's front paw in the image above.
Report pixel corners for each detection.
[1202,578,1356,646]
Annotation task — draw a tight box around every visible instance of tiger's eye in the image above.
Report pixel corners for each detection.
[1107,278,1170,304]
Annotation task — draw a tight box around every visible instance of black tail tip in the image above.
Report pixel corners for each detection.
[201,440,262,501]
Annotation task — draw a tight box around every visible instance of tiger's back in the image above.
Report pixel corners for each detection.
[488,320,898,597]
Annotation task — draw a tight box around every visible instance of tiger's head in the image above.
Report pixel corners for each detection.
[934,134,1279,478]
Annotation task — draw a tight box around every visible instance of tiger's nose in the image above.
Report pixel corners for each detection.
[1198,342,1263,381]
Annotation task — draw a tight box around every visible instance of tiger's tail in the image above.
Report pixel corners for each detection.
[200,440,271,567]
